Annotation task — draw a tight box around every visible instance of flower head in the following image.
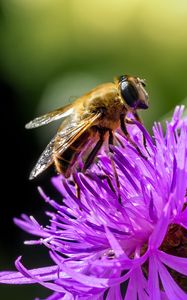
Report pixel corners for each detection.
[0,106,187,299]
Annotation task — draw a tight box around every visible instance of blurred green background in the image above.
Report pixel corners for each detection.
[1,0,187,299]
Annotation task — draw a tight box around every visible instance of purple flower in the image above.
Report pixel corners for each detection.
[0,106,187,299]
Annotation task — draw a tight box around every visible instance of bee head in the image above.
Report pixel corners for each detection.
[119,75,149,110]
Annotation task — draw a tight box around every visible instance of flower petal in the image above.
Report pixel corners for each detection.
[148,254,161,300]
[158,250,187,276]
[157,259,187,300]
[0,264,64,284]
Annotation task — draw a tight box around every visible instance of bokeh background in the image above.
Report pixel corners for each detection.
[1,0,187,298]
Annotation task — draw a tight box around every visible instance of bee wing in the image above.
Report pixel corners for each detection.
[29,136,56,180]
[54,113,101,155]
[29,113,101,180]
[25,104,74,129]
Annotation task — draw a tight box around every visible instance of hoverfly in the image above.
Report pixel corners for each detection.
[26,75,149,179]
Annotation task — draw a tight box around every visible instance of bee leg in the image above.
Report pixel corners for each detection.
[132,110,142,123]
[126,116,148,148]
[108,130,122,204]
[110,155,122,204]
[97,174,116,194]
[108,129,114,145]
[87,172,116,197]
[75,182,81,199]
[73,174,81,201]
[83,130,106,171]
[132,111,151,156]
[120,114,147,160]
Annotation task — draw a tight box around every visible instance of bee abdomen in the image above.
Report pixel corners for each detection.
[53,130,91,177]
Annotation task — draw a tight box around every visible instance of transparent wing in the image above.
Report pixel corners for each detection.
[54,113,101,155]
[25,104,74,129]
[29,136,56,180]
[29,113,101,180]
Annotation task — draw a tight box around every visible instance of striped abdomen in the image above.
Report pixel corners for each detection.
[53,130,93,177]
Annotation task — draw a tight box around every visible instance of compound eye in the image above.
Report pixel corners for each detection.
[120,80,138,108]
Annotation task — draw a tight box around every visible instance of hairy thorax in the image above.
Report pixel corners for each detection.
[82,83,126,130]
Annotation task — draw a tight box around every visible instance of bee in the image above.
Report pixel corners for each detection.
[26,75,149,179]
